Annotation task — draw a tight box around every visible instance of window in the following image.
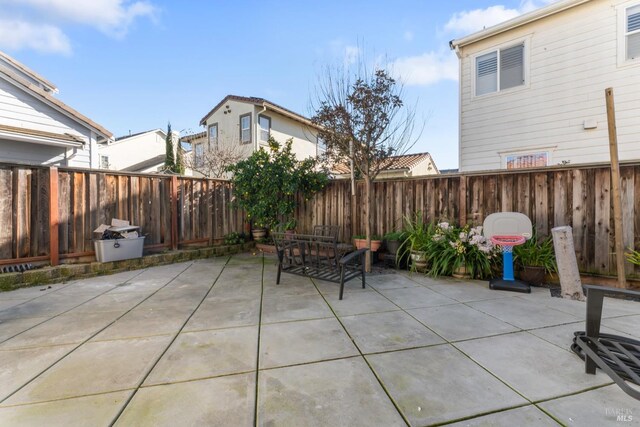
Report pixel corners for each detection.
[505,152,548,169]
[626,5,640,60]
[240,113,251,144]
[194,143,204,168]
[208,123,218,147]
[258,115,271,142]
[99,155,109,169]
[475,43,525,96]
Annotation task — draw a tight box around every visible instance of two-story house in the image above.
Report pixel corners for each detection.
[197,95,322,166]
[450,0,640,172]
[0,50,112,168]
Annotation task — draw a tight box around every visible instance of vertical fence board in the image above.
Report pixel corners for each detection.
[594,169,611,273]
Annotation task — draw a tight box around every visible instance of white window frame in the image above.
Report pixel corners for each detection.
[99,155,109,169]
[499,146,555,169]
[472,37,530,98]
[208,123,218,147]
[618,2,640,66]
[258,115,271,142]
[240,113,252,144]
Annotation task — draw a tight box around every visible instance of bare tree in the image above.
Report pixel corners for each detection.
[185,136,251,179]
[312,62,420,271]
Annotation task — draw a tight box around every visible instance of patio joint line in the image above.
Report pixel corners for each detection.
[430,403,561,427]
[0,268,150,346]
[0,262,195,406]
[108,257,232,427]
[253,253,265,427]
[140,369,256,389]
[0,387,137,409]
[308,276,411,427]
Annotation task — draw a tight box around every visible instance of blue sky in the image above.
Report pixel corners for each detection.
[0,0,554,169]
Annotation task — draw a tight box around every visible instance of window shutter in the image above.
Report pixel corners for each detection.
[476,52,497,95]
[500,44,524,90]
[628,6,640,60]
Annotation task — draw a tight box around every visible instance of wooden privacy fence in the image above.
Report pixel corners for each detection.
[294,162,640,278]
[0,164,245,266]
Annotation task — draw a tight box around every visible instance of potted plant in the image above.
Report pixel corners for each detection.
[398,212,432,272]
[383,231,404,256]
[513,233,557,286]
[353,234,382,252]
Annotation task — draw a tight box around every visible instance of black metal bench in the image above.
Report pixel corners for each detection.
[571,285,640,400]
[272,232,368,300]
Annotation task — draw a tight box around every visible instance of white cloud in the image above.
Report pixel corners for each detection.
[0,19,71,55]
[392,51,458,86]
[444,0,558,34]
[0,0,158,54]
[403,31,414,42]
[344,45,360,65]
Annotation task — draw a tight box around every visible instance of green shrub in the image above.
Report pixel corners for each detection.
[513,231,557,275]
[224,232,246,245]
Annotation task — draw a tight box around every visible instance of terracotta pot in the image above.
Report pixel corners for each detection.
[520,265,545,286]
[353,239,382,252]
[370,240,382,252]
[251,228,267,240]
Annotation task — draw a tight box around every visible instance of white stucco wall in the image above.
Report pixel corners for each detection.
[457,0,640,172]
[97,130,170,170]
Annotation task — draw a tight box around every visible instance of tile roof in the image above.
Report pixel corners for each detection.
[199,95,320,129]
[331,152,436,174]
[0,50,57,92]
[179,131,206,142]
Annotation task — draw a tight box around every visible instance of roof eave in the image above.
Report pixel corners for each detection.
[449,0,590,49]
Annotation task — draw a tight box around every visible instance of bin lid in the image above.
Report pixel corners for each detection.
[107,225,141,232]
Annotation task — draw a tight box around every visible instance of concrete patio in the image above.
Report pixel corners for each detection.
[0,253,638,426]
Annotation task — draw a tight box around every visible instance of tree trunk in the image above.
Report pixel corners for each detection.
[551,226,585,301]
[364,174,372,272]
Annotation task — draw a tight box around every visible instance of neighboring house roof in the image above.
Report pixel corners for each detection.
[0,50,57,93]
[439,168,460,174]
[179,131,206,143]
[199,95,321,130]
[115,129,160,141]
[332,152,438,175]
[449,0,590,50]
[0,123,85,147]
[0,60,112,139]
[121,154,166,172]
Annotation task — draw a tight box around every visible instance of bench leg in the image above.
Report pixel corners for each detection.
[276,263,282,285]
[339,267,345,300]
[585,288,604,375]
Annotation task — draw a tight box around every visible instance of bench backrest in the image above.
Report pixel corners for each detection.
[272,232,339,268]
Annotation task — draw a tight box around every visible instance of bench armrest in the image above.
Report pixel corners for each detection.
[339,248,368,265]
[584,285,640,339]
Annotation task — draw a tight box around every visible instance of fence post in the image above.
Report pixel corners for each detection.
[459,175,467,227]
[171,175,178,251]
[49,167,59,266]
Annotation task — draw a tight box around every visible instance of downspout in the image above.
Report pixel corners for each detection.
[257,103,267,151]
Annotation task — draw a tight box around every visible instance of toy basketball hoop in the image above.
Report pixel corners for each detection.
[484,213,532,293]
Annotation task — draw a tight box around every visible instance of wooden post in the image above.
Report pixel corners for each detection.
[49,167,59,266]
[605,87,627,288]
[171,175,178,251]
[459,175,467,226]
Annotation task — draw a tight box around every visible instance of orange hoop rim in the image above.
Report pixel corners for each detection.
[490,235,526,247]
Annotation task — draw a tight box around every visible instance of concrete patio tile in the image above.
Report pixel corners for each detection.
[446,405,559,426]
[261,294,333,324]
[184,299,260,331]
[258,358,405,427]
[603,314,640,338]
[0,390,131,427]
[365,274,420,291]
[539,384,640,426]
[0,299,33,311]
[313,278,367,297]
[93,307,193,341]
[3,336,171,405]
[0,310,123,350]
[366,345,527,426]
[118,373,255,427]
[260,318,358,369]
[262,273,319,298]
[161,261,225,289]
[226,254,264,265]
[0,345,74,401]
[326,290,400,317]
[467,297,579,329]
[0,316,50,343]
[341,310,444,354]
[518,294,639,320]
[57,270,144,295]
[69,291,150,314]
[0,293,96,321]
[456,332,612,402]
[408,303,520,342]
[528,321,639,351]
[423,281,513,303]
[377,286,458,309]
[144,326,258,385]
[137,286,209,310]
[206,281,262,303]
[107,263,192,294]
[0,283,68,300]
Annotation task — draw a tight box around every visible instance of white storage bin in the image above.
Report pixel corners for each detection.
[94,237,145,262]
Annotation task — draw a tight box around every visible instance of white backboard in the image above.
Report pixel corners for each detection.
[483,212,532,239]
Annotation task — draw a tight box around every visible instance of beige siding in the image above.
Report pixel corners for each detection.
[458,0,640,172]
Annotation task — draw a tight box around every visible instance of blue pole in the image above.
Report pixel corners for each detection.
[503,251,515,281]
